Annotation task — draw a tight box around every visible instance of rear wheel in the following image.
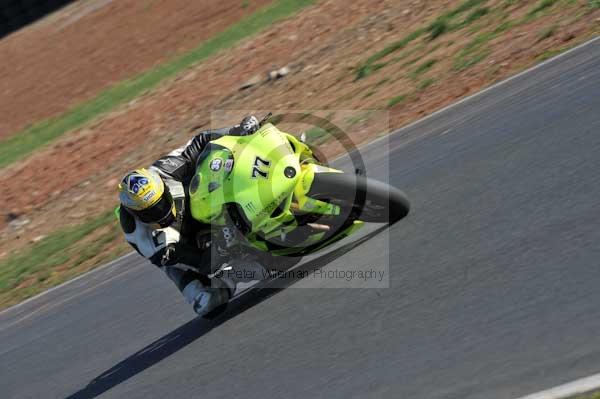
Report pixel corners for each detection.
[307,172,410,224]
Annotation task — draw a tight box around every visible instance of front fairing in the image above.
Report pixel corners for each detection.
[189,124,301,232]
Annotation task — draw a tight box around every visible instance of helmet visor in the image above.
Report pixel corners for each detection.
[133,190,174,225]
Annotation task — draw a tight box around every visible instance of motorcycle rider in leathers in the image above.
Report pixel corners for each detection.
[117,116,265,316]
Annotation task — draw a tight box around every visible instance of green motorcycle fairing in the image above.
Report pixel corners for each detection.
[188,123,363,255]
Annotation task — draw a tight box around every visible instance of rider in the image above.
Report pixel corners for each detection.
[117,116,263,317]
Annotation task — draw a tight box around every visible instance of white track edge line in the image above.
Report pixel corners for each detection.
[515,372,600,399]
[2,36,598,316]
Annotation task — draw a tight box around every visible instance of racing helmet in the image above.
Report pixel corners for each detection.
[118,168,176,228]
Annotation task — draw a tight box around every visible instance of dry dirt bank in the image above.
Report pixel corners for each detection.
[0,0,271,138]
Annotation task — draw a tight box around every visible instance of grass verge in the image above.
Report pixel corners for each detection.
[573,390,600,399]
[387,94,408,107]
[0,210,128,309]
[355,29,424,80]
[0,0,314,169]
[354,0,489,80]
[303,127,330,145]
[528,0,558,16]
[537,24,557,41]
[417,78,436,90]
[408,59,438,80]
[453,31,495,70]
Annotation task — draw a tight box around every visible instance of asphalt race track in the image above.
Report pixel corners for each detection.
[1,38,599,399]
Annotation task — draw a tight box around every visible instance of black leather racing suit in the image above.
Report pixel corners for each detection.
[119,126,246,295]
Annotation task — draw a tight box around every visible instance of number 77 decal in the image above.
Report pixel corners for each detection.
[251,156,271,179]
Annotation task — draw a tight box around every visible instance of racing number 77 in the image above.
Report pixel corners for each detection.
[251,156,271,179]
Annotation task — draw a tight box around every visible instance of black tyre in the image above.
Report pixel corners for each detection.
[307,172,410,224]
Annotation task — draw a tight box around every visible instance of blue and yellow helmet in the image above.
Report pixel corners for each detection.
[118,168,176,227]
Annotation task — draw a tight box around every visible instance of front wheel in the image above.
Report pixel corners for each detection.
[307,173,410,224]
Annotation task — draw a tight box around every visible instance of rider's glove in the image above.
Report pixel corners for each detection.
[160,244,178,266]
[239,115,260,135]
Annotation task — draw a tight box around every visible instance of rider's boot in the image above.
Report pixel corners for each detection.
[184,260,268,318]
[182,278,233,317]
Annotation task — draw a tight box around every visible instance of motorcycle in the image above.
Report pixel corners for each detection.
[189,114,410,264]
